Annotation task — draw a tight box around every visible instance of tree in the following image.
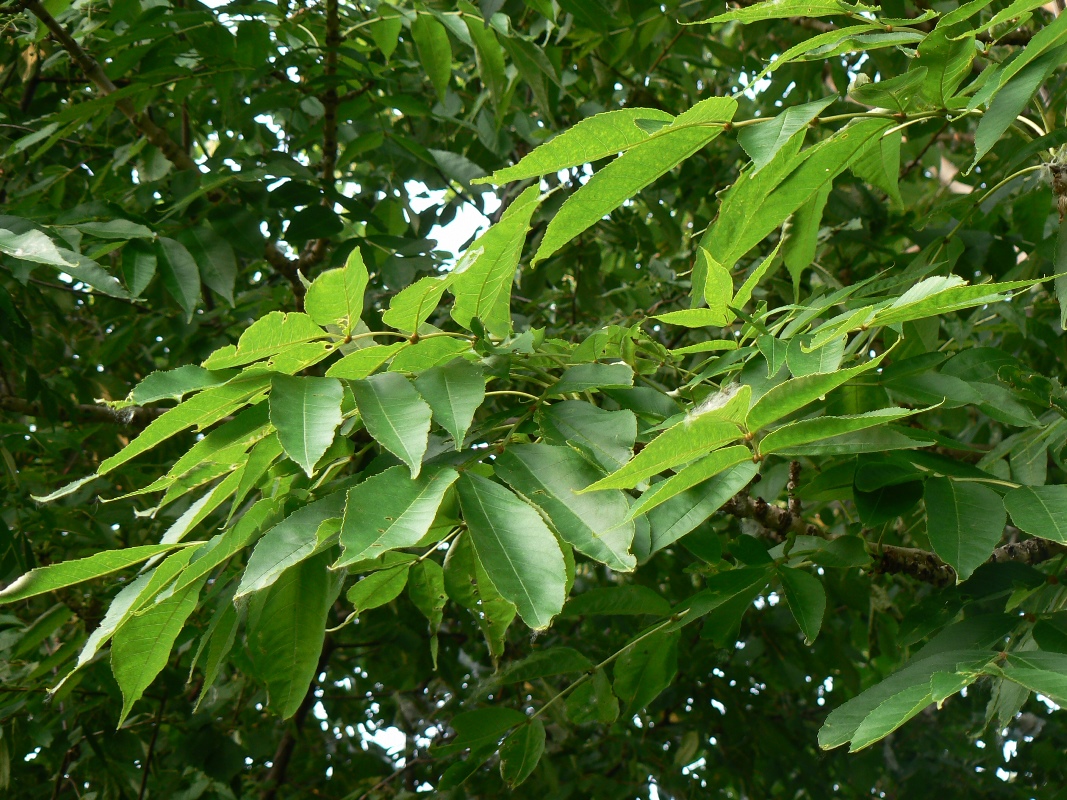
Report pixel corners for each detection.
[2,0,1067,795]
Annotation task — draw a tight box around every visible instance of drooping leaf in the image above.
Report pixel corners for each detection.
[269,375,344,477]
[352,372,433,478]
[457,472,567,629]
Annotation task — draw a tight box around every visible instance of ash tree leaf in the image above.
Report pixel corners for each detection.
[746,351,888,432]
[495,444,637,572]
[156,237,201,320]
[924,477,1006,582]
[235,490,347,599]
[269,375,344,477]
[1004,485,1067,543]
[778,566,826,644]
[304,246,369,334]
[246,551,343,719]
[583,411,743,492]
[353,372,433,478]
[499,719,546,788]
[177,224,237,306]
[0,543,199,604]
[475,107,675,185]
[334,465,459,567]
[457,472,567,630]
[411,14,452,102]
[346,564,411,614]
[203,311,329,370]
[414,358,485,449]
[612,629,679,715]
[111,576,206,725]
[534,97,737,264]
[737,95,836,174]
[450,185,541,337]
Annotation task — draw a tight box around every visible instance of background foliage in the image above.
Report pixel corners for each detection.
[3,0,1067,797]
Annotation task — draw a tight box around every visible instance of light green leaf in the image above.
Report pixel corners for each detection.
[648,462,760,552]
[759,407,919,455]
[269,375,344,477]
[534,97,737,263]
[1004,485,1067,543]
[457,473,567,629]
[326,342,407,379]
[112,576,205,725]
[177,225,237,306]
[156,237,201,320]
[382,275,453,333]
[694,0,873,24]
[414,358,485,448]
[353,372,433,478]
[746,351,887,432]
[202,312,328,370]
[500,720,546,788]
[335,466,459,567]
[476,108,675,185]
[626,445,752,520]
[346,564,411,613]
[0,542,198,604]
[246,551,343,718]
[737,95,836,174]
[778,566,826,644]
[584,412,743,492]
[305,246,369,334]
[235,490,347,598]
[450,186,541,337]
[925,477,1006,582]
[411,14,452,101]
[495,444,636,572]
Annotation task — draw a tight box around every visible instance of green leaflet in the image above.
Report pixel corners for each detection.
[0,542,199,604]
[758,408,919,455]
[499,720,546,788]
[304,246,370,334]
[202,312,329,370]
[534,97,737,263]
[246,551,343,719]
[382,275,453,333]
[234,490,347,598]
[1004,485,1067,543]
[778,566,826,644]
[747,350,888,432]
[414,358,485,448]
[648,462,760,552]
[495,444,636,572]
[326,342,407,379]
[112,576,206,725]
[450,185,541,336]
[924,477,1006,582]
[269,375,344,477]
[352,372,433,478]
[693,0,873,24]
[476,107,674,185]
[411,14,452,102]
[703,118,893,272]
[457,472,567,630]
[583,410,743,492]
[626,445,752,520]
[156,236,201,321]
[334,465,459,567]
[737,96,836,175]
[176,224,237,306]
[538,401,638,473]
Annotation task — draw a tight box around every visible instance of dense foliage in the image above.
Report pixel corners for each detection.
[4,0,1067,796]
